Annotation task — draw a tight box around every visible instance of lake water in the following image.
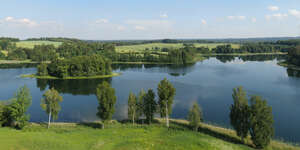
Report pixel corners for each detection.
[0,55,300,143]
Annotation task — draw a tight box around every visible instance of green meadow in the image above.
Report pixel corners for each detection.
[116,43,240,53]
[0,119,298,150]
[15,41,62,49]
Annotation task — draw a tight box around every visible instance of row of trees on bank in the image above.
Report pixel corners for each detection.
[212,44,290,54]
[0,80,275,149]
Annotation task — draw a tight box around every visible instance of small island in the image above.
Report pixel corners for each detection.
[22,55,121,79]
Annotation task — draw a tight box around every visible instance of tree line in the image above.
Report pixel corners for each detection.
[0,79,275,149]
[287,45,300,66]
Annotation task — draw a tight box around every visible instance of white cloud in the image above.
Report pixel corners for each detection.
[95,19,109,24]
[289,9,300,18]
[227,15,246,20]
[134,26,146,30]
[117,25,125,31]
[265,13,288,20]
[1,16,38,27]
[227,16,235,20]
[201,19,207,25]
[160,13,168,18]
[268,6,279,11]
[5,17,14,21]
[251,17,257,23]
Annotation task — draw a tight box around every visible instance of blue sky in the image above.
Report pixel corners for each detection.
[0,0,300,40]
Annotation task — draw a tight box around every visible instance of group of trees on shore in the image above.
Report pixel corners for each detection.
[287,45,300,66]
[212,43,291,54]
[37,55,112,78]
[0,79,275,149]
[230,87,274,149]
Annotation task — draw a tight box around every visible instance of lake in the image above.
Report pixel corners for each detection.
[0,55,300,143]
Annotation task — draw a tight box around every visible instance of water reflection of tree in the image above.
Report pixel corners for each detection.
[37,78,112,95]
[215,55,287,63]
[112,63,195,77]
[286,68,300,78]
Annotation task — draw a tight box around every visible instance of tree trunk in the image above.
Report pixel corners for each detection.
[133,113,135,125]
[166,104,169,128]
[48,111,51,129]
[102,122,104,129]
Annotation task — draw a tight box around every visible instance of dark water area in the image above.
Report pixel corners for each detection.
[1,55,300,143]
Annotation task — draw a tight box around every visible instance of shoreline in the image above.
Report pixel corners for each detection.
[277,61,300,71]
[20,72,121,79]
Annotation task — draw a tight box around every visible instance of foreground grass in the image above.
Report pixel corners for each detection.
[21,72,121,79]
[0,120,298,150]
[116,43,240,53]
[16,41,62,49]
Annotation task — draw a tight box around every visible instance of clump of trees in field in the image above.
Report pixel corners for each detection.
[37,55,112,78]
[230,86,274,149]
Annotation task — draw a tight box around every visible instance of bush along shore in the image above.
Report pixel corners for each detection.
[0,79,299,150]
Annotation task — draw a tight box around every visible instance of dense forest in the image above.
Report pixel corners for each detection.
[287,45,300,66]
[37,55,112,78]
[1,37,300,65]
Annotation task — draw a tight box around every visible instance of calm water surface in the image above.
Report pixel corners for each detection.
[0,55,300,143]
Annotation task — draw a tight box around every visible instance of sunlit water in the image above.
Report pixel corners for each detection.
[0,55,300,143]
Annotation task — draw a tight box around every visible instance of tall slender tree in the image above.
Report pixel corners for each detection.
[128,92,137,124]
[188,101,202,131]
[230,86,250,143]
[249,95,274,149]
[143,89,156,124]
[41,88,63,129]
[96,81,116,129]
[157,78,176,127]
[136,89,146,121]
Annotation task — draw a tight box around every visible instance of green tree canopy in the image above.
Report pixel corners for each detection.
[188,101,202,131]
[249,95,274,149]
[4,85,32,129]
[128,92,137,124]
[41,88,63,129]
[157,78,176,127]
[230,86,250,143]
[143,89,157,124]
[96,81,117,129]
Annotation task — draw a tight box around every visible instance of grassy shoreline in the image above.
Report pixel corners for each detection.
[0,119,298,150]
[20,73,121,79]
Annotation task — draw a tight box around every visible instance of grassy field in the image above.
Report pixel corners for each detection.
[116,43,240,53]
[21,72,121,79]
[0,119,298,150]
[16,41,62,49]
[0,50,8,56]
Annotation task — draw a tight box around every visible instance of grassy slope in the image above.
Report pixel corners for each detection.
[0,120,298,150]
[116,43,240,53]
[16,41,62,49]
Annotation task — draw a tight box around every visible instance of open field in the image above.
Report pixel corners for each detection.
[0,50,8,56]
[0,60,38,64]
[116,43,240,53]
[0,119,298,150]
[16,41,62,49]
